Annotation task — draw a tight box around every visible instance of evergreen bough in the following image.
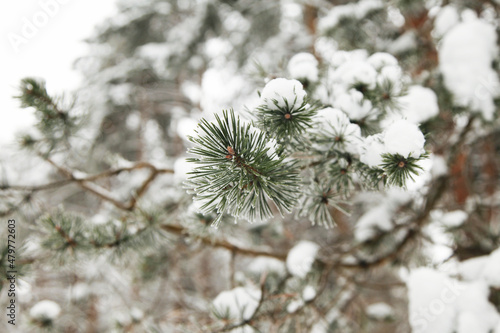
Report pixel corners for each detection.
[186,110,301,227]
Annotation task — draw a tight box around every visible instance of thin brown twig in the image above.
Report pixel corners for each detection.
[160,224,287,260]
[42,157,173,211]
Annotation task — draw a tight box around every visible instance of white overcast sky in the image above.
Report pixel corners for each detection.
[0,0,118,146]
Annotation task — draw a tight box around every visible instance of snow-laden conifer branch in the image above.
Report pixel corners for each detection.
[255,78,318,146]
[186,109,301,227]
[185,66,432,227]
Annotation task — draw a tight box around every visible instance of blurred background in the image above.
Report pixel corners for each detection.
[0,0,499,332]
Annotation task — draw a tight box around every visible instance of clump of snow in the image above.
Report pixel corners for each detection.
[16,279,33,303]
[201,65,255,114]
[302,285,317,302]
[136,42,171,73]
[387,31,417,54]
[30,300,61,320]
[72,170,89,180]
[335,90,376,120]
[288,53,319,83]
[408,267,500,333]
[376,64,405,94]
[113,309,133,327]
[70,283,90,301]
[248,256,286,277]
[314,37,338,62]
[440,210,468,228]
[318,0,383,32]
[461,247,500,288]
[455,282,500,333]
[108,83,133,106]
[459,255,489,281]
[433,5,460,37]
[383,119,425,158]
[212,286,262,320]
[360,134,385,168]
[398,86,439,124]
[286,299,305,313]
[182,81,202,104]
[177,117,198,141]
[316,107,349,128]
[205,37,233,63]
[422,221,455,264]
[356,0,384,18]
[360,119,426,168]
[260,78,306,111]
[407,268,458,333]
[431,155,448,178]
[125,112,141,130]
[367,52,398,70]
[317,4,357,32]
[387,6,405,27]
[366,302,394,320]
[330,50,351,68]
[355,205,393,242]
[482,247,500,288]
[439,19,499,120]
[131,307,144,321]
[314,107,362,154]
[286,241,320,278]
[334,61,378,90]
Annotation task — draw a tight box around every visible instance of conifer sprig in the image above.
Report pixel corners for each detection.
[255,98,317,145]
[16,78,70,130]
[186,110,301,227]
[15,77,77,153]
[380,153,427,187]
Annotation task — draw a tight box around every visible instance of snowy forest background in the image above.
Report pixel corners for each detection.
[1,0,500,332]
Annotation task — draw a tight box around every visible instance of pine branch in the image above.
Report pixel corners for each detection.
[0,194,33,217]
[41,157,173,211]
[16,78,66,118]
[160,224,287,260]
[380,153,427,188]
[255,98,318,144]
[38,211,164,257]
[186,110,301,227]
[15,78,76,148]
[337,116,478,270]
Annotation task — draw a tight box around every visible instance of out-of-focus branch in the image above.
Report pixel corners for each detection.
[337,115,478,270]
[5,155,289,261]
[6,117,479,272]
[39,157,173,211]
[3,161,173,191]
[160,224,287,260]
